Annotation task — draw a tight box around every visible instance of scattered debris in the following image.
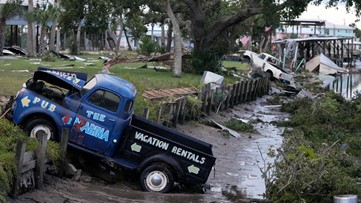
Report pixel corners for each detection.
[203,114,240,138]
[147,52,173,62]
[306,53,347,75]
[4,47,29,56]
[201,71,224,90]
[142,87,198,100]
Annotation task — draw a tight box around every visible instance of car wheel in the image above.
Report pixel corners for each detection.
[242,57,251,64]
[140,164,174,193]
[24,118,57,141]
[266,71,274,81]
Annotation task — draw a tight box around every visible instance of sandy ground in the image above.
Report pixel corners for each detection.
[5,94,288,203]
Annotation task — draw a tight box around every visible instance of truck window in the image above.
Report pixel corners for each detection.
[124,100,133,113]
[88,90,120,112]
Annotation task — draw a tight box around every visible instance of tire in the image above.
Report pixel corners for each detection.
[266,71,274,81]
[242,57,251,64]
[140,164,174,193]
[24,118,57,141]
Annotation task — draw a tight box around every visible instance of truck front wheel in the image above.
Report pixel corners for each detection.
[24,118,57,141]
[140,164,174,193]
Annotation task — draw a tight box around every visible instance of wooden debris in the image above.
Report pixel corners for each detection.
[142,87,198,100]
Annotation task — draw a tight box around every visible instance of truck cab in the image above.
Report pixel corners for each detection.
[11,69,136,156]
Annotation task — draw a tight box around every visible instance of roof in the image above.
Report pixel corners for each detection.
[281,18,326,26]
[275,36,354,43]
[325,22,354,30]
[94,74,137,99]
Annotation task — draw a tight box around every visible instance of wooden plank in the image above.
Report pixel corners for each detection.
[206,89,214,114]
[234,82,240,105]
[202,88,209,113]
[21,160,36,173]
[156,106,163,123]
[243,80,249,102]
[247,80,253,101]
[12,141,26,197]
[179,98,187,124]
[143,108,149,119]
[36,132,47,189]
[239,80,245,103]
[23,151,35,164]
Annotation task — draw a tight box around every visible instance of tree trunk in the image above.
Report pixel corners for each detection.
[166,21,172,53]
[76,20,81,54]
[165,0,182,77]
[49,21,57,51]
[0,19,6,56]
[124,28,132,51]
[114,15,123,54]
[38,25,46,56]
[27,0,35,56]
[161,23,165,50]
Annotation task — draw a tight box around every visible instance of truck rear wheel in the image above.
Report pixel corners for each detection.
[140,164,174,193]
[24,118,57,141]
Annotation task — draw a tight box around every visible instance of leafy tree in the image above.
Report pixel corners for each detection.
[350,22,361,40]
[27,3,59,56]
[0,0,22,56]
[174,0,361,72]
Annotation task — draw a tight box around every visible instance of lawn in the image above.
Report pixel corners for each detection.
[0,53,250,116]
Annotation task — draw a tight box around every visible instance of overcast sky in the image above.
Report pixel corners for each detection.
[299,4,361,28]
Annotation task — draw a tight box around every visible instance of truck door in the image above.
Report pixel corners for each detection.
[70,89,123,155]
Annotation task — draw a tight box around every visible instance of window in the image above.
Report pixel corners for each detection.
[88,90,120,112]
[124,100,133,113]
[258,54,266,60]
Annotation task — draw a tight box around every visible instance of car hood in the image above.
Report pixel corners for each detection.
[33,68,87,91]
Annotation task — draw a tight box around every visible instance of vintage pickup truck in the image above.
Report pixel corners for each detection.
[243,50,295,86]
[5,68,216,193]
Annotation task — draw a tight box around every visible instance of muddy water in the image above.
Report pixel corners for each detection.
[176,95,287,201]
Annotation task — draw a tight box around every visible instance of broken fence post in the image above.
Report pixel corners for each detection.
[12,141,26,197]
[35,130,47,189]
[143,108,149,119]
[60,128,70,175]
[156,105,163,124]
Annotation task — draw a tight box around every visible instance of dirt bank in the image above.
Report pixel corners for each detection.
[7,94,288,203]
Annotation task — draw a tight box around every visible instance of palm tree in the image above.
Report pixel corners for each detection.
[27,3,59,56]
[0,0,22,56]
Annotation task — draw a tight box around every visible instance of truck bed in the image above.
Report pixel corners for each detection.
[118,115,216,184]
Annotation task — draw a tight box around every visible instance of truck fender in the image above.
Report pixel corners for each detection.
[139,154,184,181]
[19,111,61,139]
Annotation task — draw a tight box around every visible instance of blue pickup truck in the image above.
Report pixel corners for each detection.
[5,68,216,193]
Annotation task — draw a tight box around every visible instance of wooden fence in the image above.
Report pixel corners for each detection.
[145,76,270,127]
[12,129,69,197]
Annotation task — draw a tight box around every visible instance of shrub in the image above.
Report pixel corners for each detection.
[266,91,361,202]
[0,119,61,199]
[224,118,255,133]
[139,36,159,56]
[191,50,222,74]
[42,51,56,62]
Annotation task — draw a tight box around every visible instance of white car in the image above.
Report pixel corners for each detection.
[243,50,295,86]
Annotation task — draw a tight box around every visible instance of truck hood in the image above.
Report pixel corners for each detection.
[33,68,87,90]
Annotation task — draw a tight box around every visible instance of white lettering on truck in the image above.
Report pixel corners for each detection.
[134,131,207,165]
[135,131,169,150]
[171,146,206,164]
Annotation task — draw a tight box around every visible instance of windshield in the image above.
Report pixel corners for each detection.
[81,77,97,95]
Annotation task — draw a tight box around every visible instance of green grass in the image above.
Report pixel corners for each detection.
[0,54,249,116]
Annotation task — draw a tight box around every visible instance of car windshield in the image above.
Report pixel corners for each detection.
[81,77,97,96]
